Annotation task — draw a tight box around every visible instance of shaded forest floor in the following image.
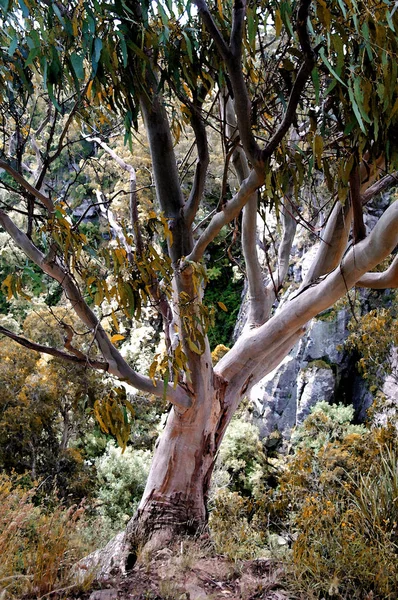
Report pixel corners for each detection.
[75,540,296,600]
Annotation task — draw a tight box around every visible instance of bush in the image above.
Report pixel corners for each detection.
[0,475,96,599]
[213,417,267,499]
[290,436,398,599]
[209,490,265,560]
[94,441,152,531]
[209,418,269,560]
[264,403,398,599]
[209,402,398,597]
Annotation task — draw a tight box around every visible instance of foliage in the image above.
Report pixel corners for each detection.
[204,253,244,349]
[290,401,366,452]
[261,404,398,599]
[94,441,152,532]
[0,336,106,502]
[209,490,265,561]
[289,431,398,599]
[345,305,398,389]
[209,417,270,560]
[210,403,398,598]
[214,418,268,498]
[0,474,95,599]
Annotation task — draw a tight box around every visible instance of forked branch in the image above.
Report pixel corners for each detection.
[356,253,398,289]
[0,209,191,410]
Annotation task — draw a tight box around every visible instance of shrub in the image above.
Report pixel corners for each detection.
[0,475,96,599]
[291,437,398,599]
[264,402,398,599]
[213,417,267,499]
[209,418,269,560]
[94,441,152,532]
[209,490,265,560]
[210,402,398,596]
[290,401,366,452]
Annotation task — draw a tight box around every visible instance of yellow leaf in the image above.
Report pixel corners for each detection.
[217,0,223,18]
[149,359,158,382]
[111,310,119,333]
[217,301,228,312]
[313,134,324,169]
[111,334,125,343]
[2,274,14,300]
[274,10,282,37]
[188,338,202,355]
[86,79,94,99]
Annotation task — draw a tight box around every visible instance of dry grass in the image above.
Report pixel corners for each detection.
[0,475,97,599]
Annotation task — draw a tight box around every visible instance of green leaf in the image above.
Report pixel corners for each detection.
[182,31,193,63]
[93,37,102,64]
[336,0,347,18]
[25,46,40,67]
[116,30,128,68]
[0,0,10,13]
[158,4,169,27]
[348,84,366,133]
[311,68,320,104]
[70,52,84,80]
[361,22,373,60]
[47,82,62,112]
[8,33,18,55]
[52,3,65,26]
[319,47,346,87]
[18,0,29,18]
[353,77,371,124]
[247,8,256,50]
[386,10,395,32]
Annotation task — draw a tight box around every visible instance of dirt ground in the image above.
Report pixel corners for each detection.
[73,540,297,600]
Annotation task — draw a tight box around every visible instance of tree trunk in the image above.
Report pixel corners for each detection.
[123,373,228,560]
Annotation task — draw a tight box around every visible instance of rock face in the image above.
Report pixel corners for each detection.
[251,300,398,441]
[251,307,362,440]
[250,195,397,441]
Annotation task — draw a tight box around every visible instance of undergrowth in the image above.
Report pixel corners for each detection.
[0,475,97,599]
[210,402,398,599]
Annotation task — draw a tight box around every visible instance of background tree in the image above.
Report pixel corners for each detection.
[0,0,398,567]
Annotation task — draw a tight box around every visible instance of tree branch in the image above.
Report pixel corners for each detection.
[301,160,396,289]
[0,326,109,370]
[356,253,398,289]
[140,88,192,263]
[350,162,366,243]
[230,0,246,57]
[218,199,398,383]
[264,195,297,314]
[94,189,133,261]
[362,171,398,204]
[300,199,353,290]
[184,105,209,228]
[86,135,144,256]
[261,0,315,161]
[0,160,54,213]
[194,0,261,167]
[224,97,268,328]
[186,168,264,263]
[0,209,191,410]
[193,0,231,61]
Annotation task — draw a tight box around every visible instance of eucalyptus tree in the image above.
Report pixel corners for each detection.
[0,0,398,562]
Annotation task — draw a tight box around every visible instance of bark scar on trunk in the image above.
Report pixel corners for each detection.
[241,373,253,395]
